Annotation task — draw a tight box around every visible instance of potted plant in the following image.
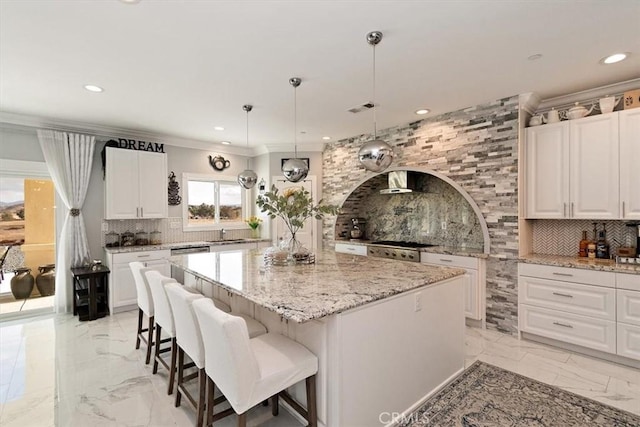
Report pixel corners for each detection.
[257,185,339,261]
[245,216,263,238]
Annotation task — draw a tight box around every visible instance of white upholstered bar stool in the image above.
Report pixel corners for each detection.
[145,270,180,395]
[192,298,318,427]
[165,283,268,427]
[129,261,156,365]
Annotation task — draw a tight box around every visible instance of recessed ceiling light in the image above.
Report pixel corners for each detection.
[214,126,224,131]
[119,0,141,4]
[220,141,231,145]
[527,54,543,61]
[601,53,628,64]
[322,136,331,140]
[415,109,430,115]
[84,84,103,93]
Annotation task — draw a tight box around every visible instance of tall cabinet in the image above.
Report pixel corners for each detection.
[525,110,638,220]
[104,147,168,219]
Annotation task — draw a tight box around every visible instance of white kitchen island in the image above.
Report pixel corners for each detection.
[170,249,466,427]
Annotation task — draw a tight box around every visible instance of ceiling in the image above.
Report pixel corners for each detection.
[1,0,639,153]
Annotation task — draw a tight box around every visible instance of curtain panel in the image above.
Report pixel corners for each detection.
[37,130,95,314]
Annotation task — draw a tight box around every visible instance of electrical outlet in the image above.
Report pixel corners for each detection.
[414,292,422,312]
[135,222,142,231]
[101,221,108,232]
[441,221,447,230]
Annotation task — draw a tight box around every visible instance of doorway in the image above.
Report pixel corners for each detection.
[0,160,56,317]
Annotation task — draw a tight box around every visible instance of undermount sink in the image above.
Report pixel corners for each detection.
[208,239,254,244]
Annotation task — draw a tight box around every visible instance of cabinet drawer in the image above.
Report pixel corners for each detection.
[518,263,615,288]
[335,243,367,256]
[520,304,616,354]
[420,253,478,270]
[519,276,615,320]
[112,249,171,264]
[617,289,640,326]
[617,273,640,292]
[617,323,640,361]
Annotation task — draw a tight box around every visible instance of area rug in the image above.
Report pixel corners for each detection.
[399,361,640,427]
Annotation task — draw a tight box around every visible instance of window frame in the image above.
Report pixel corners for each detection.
[181,173,247,232]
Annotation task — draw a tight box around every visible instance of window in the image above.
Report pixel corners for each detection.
[182,173,246,231]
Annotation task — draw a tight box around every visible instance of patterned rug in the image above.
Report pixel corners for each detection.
[399,361,640,427]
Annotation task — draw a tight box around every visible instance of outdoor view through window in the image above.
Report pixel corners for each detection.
[187,179,242,226]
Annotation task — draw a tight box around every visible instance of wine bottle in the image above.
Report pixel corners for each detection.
[579,230,589,257]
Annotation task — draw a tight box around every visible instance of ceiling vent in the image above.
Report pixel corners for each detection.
[348,102,375,114]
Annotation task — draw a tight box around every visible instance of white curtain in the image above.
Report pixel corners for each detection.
[37,130,95,314]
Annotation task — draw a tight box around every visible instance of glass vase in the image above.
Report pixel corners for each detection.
[280,232,312,264]
[250,227,260,239]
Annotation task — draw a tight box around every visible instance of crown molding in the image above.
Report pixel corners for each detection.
[537,78,640,111]
[0,111,257,157]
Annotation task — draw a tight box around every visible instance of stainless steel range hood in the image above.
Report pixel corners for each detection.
[380,171,422,194]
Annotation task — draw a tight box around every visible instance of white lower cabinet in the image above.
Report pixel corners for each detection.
[616,273,640,360]
[519,263,640,361]
[421,253,486,321]
[104,249,170,314]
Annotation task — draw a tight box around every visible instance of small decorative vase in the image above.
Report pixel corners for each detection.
[251,227,260,239]
[280,233,312,264]
[11,267,34,300]
[36,264,56,296]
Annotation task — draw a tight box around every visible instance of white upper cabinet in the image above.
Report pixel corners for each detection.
[105,147,168,219]
[620,109,640,219]
[525,111,629,220]
[525,123,570,218]
[569,113,619,219]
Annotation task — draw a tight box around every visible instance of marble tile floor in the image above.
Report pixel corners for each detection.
[0,311,638,427]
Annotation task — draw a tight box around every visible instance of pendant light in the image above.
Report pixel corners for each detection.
[237,104,258,189]
[358,31,394,173]
[282,77,309,183]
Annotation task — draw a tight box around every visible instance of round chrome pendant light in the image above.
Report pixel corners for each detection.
[282,77,309,183]
[358,31,394,173]
[237,104,258,189]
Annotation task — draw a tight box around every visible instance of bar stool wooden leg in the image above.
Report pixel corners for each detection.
[197,368,206,427]
[136,308,143,349]
[206,377,215,427]
[175,347,184,407]
[237,412,247,427]
[145,316,155,365]
[152,324,162,374]
[168,337,177,395]
[306,375,318,427]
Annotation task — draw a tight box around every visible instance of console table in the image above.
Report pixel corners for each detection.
[71,265,110,321]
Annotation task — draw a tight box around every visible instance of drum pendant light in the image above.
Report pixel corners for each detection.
[282,77,309,183]
[237,104,258,189]
[358,31,394,173]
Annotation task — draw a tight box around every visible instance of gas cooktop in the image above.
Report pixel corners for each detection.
[369,241,436,249]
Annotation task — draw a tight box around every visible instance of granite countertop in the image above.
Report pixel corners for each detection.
[520,254,640,275]
[104,238,271,254]
[169,249,465,323]
[335,239,488,259]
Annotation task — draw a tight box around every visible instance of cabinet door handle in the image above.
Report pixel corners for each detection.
[137,254,151,258]
[570,202,574,217]
[553,321,573,329]
[141,207,144,217]
[346,247,355,251]
[563,203,567,217]
[136,207,139,218]
[439,259,453,263]
[552,272,573,277]
[552,292,574,298]
[622,201,625,217]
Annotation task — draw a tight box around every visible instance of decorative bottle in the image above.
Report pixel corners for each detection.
[596,223,610,259]
[579,230,590,257]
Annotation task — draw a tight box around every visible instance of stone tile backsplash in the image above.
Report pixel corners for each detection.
[101,217,253,247]
[532,220,635,257]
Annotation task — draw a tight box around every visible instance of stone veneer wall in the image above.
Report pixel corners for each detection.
[322,96,520,333]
